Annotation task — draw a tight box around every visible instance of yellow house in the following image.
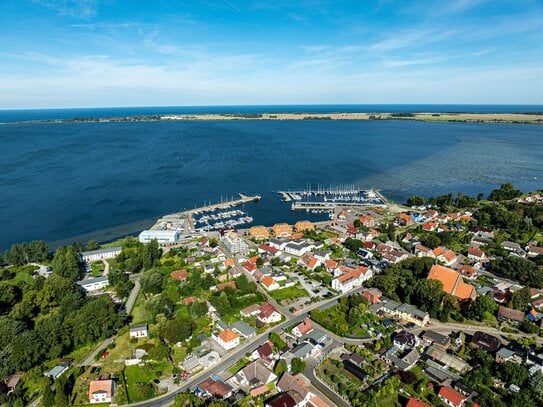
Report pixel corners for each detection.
[272,223,293,238]
[294,220,315,232]
[249,226,270,240]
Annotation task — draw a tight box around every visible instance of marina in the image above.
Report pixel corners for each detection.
[147,193,261,236]
[278,185,387,211]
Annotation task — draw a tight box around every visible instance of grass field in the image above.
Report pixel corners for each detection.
[269,286,309,303]
[124,365,161,403]
[227,357,249,375]
[131,293,152,323]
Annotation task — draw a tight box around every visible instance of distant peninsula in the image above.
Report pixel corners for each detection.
[8,111,543,125]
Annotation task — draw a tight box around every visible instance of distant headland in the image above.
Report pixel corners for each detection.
[6,111,543,125]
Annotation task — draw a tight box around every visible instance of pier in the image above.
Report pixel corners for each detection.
[149,193,261,233]
[279,186,387,210]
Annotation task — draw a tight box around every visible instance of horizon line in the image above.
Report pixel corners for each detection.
[2,102,543,111]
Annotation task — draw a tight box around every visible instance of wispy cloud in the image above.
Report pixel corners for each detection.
[32,0,97,18]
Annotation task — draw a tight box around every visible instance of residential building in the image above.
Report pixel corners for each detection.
[406,398,431,407]
[259,244,280,256]
[331,265,370,293]
[294,220,314,232]
[214,329,240,350]
[251,341,276,369]
[427,264,476,301]
[422,331,451,349]
[231,321,256,339]
[261,276,280,291]
[272,223,293,238]
[467,247,485,261]
[257,303,282,324]
[138,229,179,243]
[393,331,419,351]
[89,379,115,404]
[527,244,543,257]
[396,213,414,226]
[250,226,270,240]
[497,306,525,323]
[129,324,148,339]
[425,346,469,373]
[381,301,430,327]
[361,288,382,304]
[195,376,233,399]
[496,347,523,364]
[240,304,261,318]
[238,360,277,388]
[471,331,501,352]
[77,276,109,292]
[292,320,314,338]
[222,231,249,253]
[170,269,188,281]
[359,214,376,228]
[276,373,312,406]
[285,241,314,256]
[438,386,467,407]
[80,247,122,263]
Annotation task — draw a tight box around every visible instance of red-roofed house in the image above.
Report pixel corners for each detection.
[184,296,197,305]
[243,261,257,273]
[214,329,240,350]
[258,244,279,256]
[261,276,280,291]
[216,281,237,292]
[292,320,314,337]
[332,266,370,293]
[359,215,376,228]
[467,247,486,261]
[406,398,431,407]
[171,270,188,281]
[257,303,281,324]
[438,386,467,407]
[361,288,382,304]
[459,265,478,280]
[89,379,115,404]
[438,250,458,266]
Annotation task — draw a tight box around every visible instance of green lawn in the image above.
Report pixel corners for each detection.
[123,365,161,403]
[269,286,309,303]
[131,293,152,323]
[91,261,105,277]
[227,357,249,375]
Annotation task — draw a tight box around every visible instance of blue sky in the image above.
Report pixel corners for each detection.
[1,0,542,108]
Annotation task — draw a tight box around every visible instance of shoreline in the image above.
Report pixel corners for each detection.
[3,111,543,125]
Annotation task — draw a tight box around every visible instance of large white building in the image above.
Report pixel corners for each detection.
[221,231,248,253]
[138,229,180,243]
[77,276,109,292]
[80,247,122,263]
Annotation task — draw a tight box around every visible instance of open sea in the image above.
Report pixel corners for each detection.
[1,105,542,250]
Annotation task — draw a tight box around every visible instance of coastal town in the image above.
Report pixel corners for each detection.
[1,183,543,407]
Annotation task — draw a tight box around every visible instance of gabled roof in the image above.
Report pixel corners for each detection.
[406,398,431,407]
[427,264,475,300]
[276,373,310,400]
[498,306,525,322]
[262,276,277,287]
[295,320,314,336]
[89,379,113,398]
[218,329,239,343]
[439,386,466,406]
[259,302,279,318]
[171,270,188,280]
[241,360,274,385]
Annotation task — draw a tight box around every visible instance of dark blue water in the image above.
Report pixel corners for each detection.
[1,107,542,250]
[1,104,542,123]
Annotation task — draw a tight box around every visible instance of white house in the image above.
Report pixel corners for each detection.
[77,276,108,292]
[80,247,122,263]
[284,241,314,256]
[129,324,148,339]
[257,303,282,324]
[331,266,370,293]
[139,229,179,243]
[89,379,115,404]
[214,329,240,350]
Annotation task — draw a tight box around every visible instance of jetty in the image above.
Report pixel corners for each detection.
[278,186,387,210]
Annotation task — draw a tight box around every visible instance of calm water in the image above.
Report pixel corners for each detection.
[1,106,542,249]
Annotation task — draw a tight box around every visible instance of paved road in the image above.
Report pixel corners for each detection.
[419,319,543,345]
[102,258,110,276]
[78,277,141,367]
